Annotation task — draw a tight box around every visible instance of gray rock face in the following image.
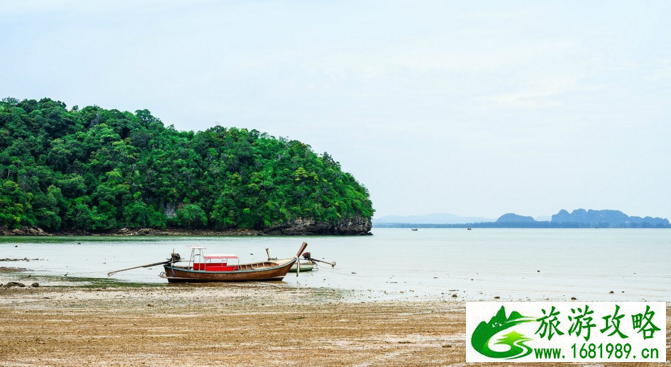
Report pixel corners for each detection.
[0,227,50,236]
[264,216,372,235]
[1,227,73,236]
[163,203,177,218]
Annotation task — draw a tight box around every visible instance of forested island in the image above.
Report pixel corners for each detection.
[0,97,374,235]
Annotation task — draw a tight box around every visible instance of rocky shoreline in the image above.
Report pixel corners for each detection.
[0,226,50,236]
[0,217,373,237]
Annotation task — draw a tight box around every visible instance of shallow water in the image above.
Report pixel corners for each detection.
[1,228,669,301]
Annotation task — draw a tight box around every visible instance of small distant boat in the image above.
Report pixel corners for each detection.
[467,228,472,230]
[266,249,335,273]
[290,260,316,272]
[108,242,308,283]
[411,228,418,231]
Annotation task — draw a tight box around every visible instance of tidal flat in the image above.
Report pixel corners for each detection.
[1,229,670,365]
[0,284,669,367]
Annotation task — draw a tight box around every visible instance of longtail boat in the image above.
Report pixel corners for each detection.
[107,242,308,283]
[289,260,316,273]
[266,248,336,273]
[159,242,308,283]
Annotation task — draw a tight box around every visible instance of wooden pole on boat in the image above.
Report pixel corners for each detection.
[309,258,337,268]
[295,242,308,277]
[107,260,171,277]
[296,242,308,257]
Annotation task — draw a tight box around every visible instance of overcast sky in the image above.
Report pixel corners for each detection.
[2,0,670,219]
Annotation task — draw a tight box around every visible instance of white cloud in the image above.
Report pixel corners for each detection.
[477,76,609,110]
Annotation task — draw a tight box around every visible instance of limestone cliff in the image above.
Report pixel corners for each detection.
[263,216,372,235]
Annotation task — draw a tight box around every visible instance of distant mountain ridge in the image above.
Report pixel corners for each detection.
[551,209,669,227]
[373,209,670,228]
[373,213,493,225]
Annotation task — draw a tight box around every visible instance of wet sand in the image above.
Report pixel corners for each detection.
[0,285,669,367]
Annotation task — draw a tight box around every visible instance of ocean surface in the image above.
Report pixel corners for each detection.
[1,228,669,301]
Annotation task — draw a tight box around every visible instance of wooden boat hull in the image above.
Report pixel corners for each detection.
[162,258,297,283]
[288,261,315,272]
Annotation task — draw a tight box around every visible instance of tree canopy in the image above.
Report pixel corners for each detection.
[0,97,374,232]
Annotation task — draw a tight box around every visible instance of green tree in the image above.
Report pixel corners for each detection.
[174,204,207,228]
[0,97,375,233]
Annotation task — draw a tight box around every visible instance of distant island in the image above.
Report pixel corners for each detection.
[373,213,495,225]
[496,213,535,223]
[374,209,670,228]
[0,97,374,235]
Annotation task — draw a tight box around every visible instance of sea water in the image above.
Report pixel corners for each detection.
[1,228,669,301]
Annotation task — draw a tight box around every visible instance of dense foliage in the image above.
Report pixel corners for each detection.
[0,97,374,231]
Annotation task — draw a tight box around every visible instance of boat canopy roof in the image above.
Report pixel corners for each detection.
[204,254,238,260]
[187,245,206,249]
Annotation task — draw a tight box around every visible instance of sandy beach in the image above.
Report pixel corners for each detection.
[0,284,668,367]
